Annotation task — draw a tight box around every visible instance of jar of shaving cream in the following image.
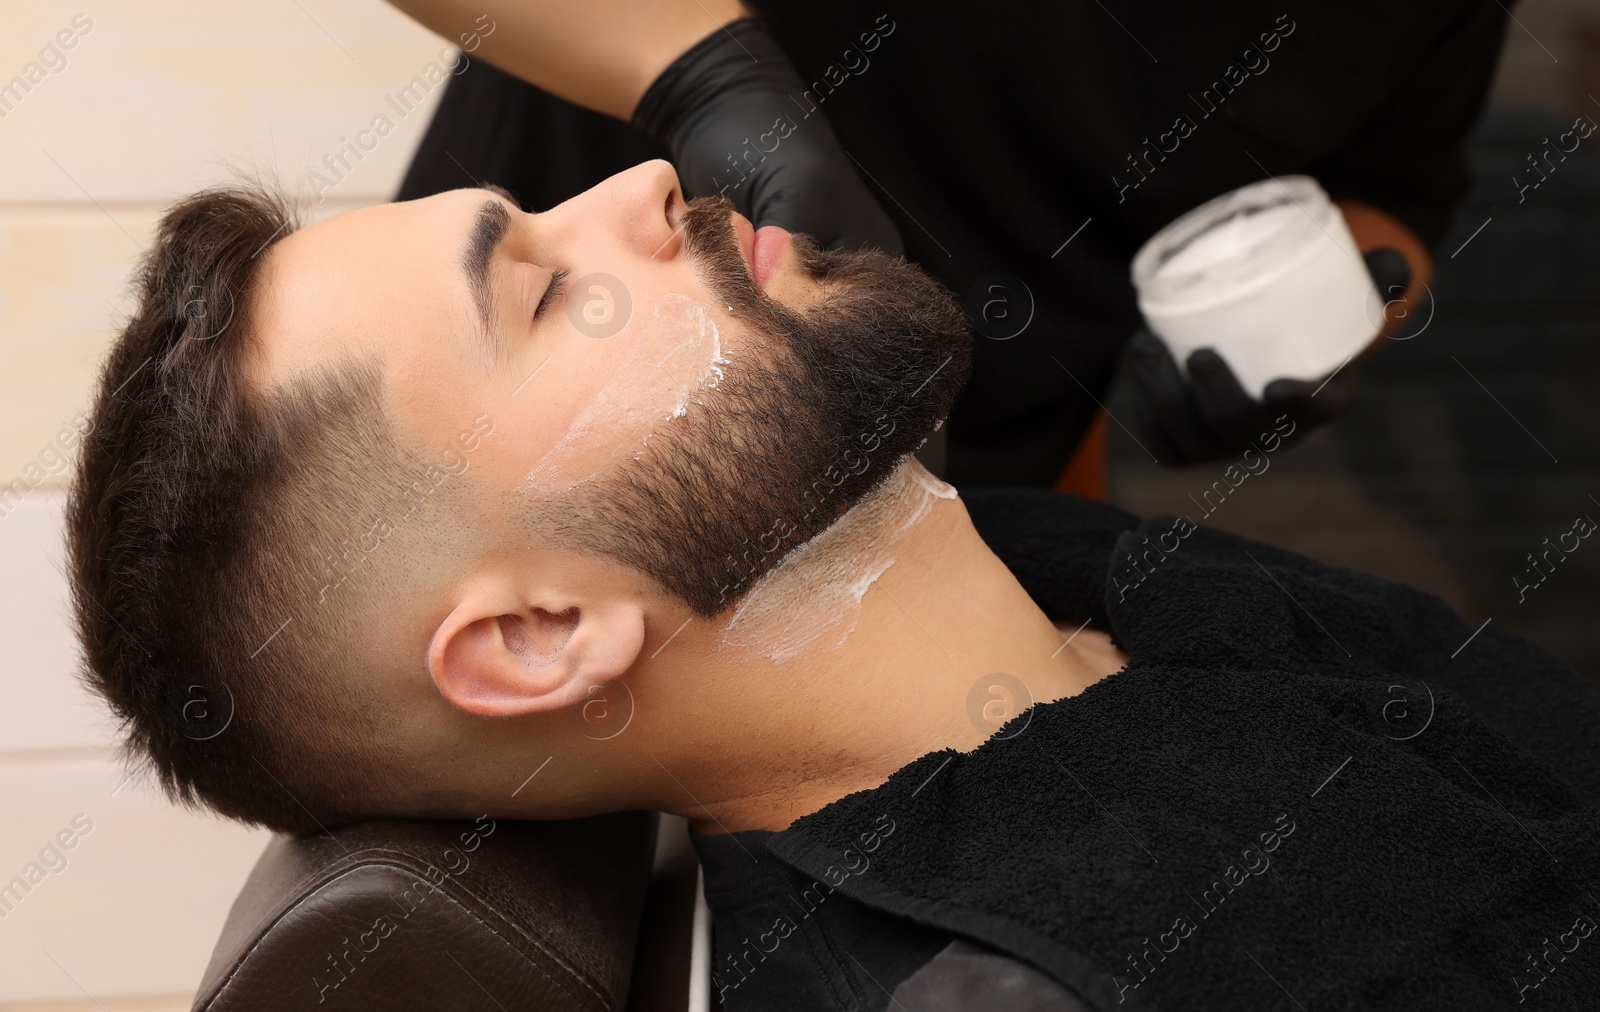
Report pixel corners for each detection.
[1130,175,1382,400]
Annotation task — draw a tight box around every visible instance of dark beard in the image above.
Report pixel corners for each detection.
[535,195,972,617]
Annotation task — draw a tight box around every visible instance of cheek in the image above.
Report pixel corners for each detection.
[646,294,733,407]
[510,293,733,496]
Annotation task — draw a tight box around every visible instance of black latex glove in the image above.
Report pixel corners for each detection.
[632,18,903,255]
[1127,248,1412,465]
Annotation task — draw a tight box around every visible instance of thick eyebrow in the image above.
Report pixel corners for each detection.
[460,188,518,358]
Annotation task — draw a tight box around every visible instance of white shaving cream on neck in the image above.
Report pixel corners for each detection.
[719,457,957,663]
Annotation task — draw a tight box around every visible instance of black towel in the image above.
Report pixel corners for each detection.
[765,488,1600,1011]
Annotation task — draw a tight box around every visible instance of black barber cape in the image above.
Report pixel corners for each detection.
[690,489,1600,1011]
[398,1,1508,486]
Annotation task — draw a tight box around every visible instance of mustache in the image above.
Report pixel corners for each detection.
[679,195,833,311]
[680,194,741,264]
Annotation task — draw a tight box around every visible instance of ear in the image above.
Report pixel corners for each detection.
[427,585,646,718]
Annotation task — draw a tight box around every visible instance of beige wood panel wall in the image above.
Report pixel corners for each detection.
[0,2,457,1007]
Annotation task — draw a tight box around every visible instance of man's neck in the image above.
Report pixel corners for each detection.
[628,458,1127,834]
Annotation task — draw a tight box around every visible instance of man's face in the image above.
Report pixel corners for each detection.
[251,159,970,614]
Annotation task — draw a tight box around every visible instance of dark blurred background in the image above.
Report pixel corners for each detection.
[1105,0,1600,677]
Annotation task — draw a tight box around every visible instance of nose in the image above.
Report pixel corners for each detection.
[535,159,685,261]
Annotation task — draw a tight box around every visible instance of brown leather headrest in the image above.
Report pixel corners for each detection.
[193,812,656,1011]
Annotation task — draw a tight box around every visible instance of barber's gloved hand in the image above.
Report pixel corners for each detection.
[632,18,903,255]
[1127,248,1411,465]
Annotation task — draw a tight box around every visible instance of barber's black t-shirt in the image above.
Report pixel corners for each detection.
[398,1,1508,485]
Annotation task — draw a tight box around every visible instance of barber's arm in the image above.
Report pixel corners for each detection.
[386,0,742,119]
[384,0,903,252]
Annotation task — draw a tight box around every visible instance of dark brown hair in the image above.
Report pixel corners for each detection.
[68,184,427,835]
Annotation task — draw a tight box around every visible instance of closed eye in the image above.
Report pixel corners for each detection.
[535,269,569,322]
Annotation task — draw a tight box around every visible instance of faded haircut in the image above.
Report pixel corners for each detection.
[68,184,462,834]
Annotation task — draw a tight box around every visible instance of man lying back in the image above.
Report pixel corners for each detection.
[70,162,1600,1011]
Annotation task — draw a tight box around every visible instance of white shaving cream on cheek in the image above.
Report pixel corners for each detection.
[719,458,958,664]
[515,294,733,497]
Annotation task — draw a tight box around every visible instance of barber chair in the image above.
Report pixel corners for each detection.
[192,811,710,1011]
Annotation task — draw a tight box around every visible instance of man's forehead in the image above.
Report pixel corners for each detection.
[248,192,483,391]
[275,186,506,258]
